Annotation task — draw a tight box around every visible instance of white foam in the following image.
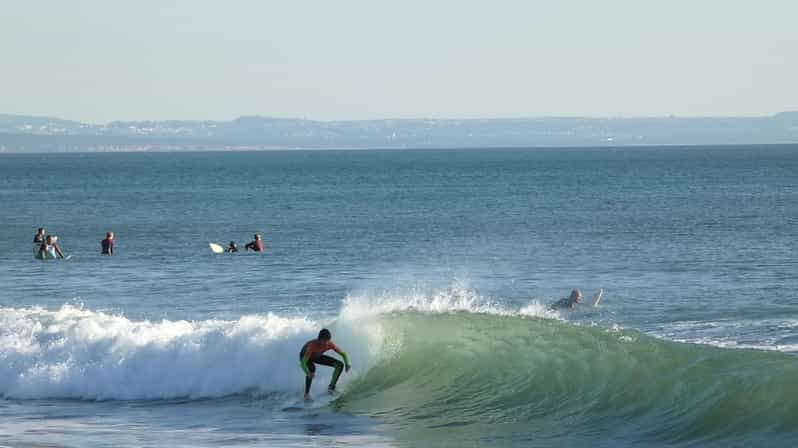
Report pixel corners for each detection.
[0,305,328,400]
[339,283,560,321]
[650,318,798,353]
[0,287,564,401]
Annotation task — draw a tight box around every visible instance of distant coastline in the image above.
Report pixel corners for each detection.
[1,112,797,153]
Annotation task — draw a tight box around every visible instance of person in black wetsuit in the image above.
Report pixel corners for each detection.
[550,289,583,309]
[244,234,264,252]
[33,227,46,244]
[299,329,351,401]
[101,232,114,255]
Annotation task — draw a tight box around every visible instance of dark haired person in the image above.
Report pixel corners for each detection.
[550,289,583,309]
[37,235,65,260]
[33,227,46,257]
[299,328,351,401]
[33,227,46,244]
[244,233,264,252]
[101,232,114,255]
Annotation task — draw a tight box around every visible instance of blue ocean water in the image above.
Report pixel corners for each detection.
[1,146,797,447]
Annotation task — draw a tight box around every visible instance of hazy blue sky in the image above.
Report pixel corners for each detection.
[1,1,796,123]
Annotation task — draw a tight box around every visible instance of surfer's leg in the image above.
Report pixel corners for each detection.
[305,361,316,395]
[314,355,344,390]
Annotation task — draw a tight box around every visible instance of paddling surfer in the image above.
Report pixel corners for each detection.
[550,289,583,309]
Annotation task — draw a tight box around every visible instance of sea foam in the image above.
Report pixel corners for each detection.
[0,291,557,401]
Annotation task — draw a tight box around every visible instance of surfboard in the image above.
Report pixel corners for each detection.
[591,289,603,307]
[34,252,70,261]
[209,242,224,254]
[282,393,335,411]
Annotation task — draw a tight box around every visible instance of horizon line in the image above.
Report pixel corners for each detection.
[2,110,797,127]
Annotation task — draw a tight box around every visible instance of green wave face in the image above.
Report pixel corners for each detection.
[339,312,798,447]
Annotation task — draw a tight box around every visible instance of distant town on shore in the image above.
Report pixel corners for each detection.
[1,111,797,153]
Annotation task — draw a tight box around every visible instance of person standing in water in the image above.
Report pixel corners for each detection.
[244,233,264,252]
[33,227,46,257]
[38,235,65,260]
[299,328,351,400]
[101,232,115,255]
[33,227,46,244]
[550,289,583,309]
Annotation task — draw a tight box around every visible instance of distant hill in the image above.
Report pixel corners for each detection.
[1,112,797,152]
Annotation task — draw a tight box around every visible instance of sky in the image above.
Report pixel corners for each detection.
[1,0,797,123]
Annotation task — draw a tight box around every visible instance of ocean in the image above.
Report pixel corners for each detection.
[1,145,797,447]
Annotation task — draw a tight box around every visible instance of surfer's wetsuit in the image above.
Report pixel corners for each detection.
[101,238,114,255]
[549,297,576,309]
[299,339,350,394]
[245,239,264,252]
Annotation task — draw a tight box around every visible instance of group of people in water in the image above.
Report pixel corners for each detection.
[33,227,115,260]
[224,233,265,253]
[33,228,269,259]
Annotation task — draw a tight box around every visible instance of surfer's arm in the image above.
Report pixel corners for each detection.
[54,244,65,258]
[333,346,350,368]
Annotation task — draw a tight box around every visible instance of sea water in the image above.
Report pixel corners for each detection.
[0,146,797,447]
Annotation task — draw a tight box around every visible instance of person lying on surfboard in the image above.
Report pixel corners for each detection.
[244,234,264,252]
[550,289,583,309]
[299,328,351,401]
[226,241,238,253]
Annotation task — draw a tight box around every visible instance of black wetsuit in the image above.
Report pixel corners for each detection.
[299,341,345,395]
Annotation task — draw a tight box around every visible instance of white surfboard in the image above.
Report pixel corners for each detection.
[591,289,604,307]
[209,242,225,254]
[35,251,69,261]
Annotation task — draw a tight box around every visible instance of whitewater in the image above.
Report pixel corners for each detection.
[0,289,556,401]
